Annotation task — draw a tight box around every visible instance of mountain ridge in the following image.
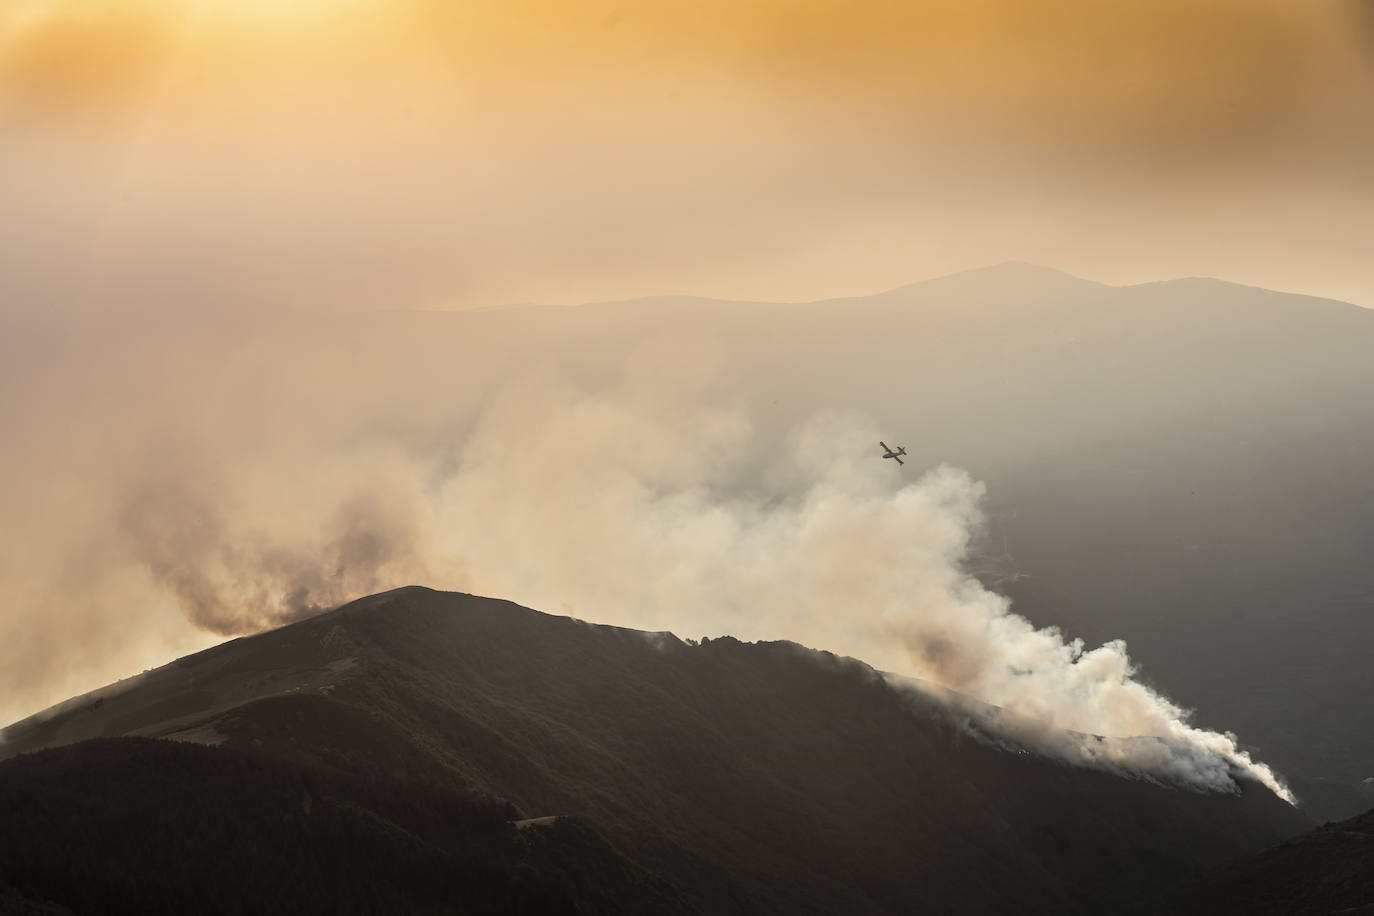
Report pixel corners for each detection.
[463,262,1371,317]
[1,586,1314,915]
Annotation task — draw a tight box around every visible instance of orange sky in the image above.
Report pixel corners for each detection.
[3,0,1373,310]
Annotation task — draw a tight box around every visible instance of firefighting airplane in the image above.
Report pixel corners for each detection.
[879,441,907,465]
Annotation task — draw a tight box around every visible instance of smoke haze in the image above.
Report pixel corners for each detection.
[0,320,1291,799]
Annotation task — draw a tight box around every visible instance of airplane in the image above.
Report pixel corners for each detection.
[879,441,907,465]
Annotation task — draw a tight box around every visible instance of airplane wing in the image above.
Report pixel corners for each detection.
[894,456,904,465]
[879,441,889,451]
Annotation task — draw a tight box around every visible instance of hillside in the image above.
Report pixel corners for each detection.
[1153,804,1374,915]
[0,736,682,916]
[2,587,1311,915]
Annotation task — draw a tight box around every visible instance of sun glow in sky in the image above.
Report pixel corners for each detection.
[3,0,364,28]
[2,0,1373,312]
[184,0,364,20]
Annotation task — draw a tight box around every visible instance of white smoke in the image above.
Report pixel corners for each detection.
[0,326,1292,802]
[427,352,1292,802]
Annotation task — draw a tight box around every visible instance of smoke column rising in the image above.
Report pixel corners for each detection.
[431,365,1292,801]
[0,327,1291,801]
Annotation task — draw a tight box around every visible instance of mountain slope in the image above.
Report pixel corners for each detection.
[2,587,1311,915]
[0,736,686,916]
[1151,804,1374,915]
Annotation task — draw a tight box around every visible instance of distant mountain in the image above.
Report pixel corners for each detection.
[1,587,1311,915]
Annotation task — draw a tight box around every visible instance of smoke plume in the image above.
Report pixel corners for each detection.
[0,326,1291,801]
[430,367,1292,801]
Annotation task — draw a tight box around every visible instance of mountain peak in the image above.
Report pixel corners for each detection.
[952,260,1093,283]
[861,261,1103,306]
[0,587,1312,914]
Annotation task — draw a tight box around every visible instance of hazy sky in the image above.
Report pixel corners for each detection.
[3,0,1373,312]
